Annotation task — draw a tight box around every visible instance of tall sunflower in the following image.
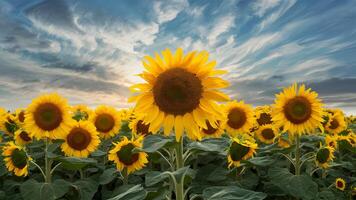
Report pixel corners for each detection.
[89,106,121,139]
[108,136,148,174]
[24,93,74,139]
[325,112,346,135]
[272,83,324,136]
[315,144,335,169]
[0,113,18,135]
[335,178,346,191]
[71,104,92,121]
[129,114,157,137]
[15,108,26,125]
[2,142,31,176]
[254,105,273,126]
[324,135,338,149]
[224,101,255,137]
[227,137,257,168]
[61,121,100,158]
[129,48,230,141]
[14,129,32,146]
[200,116,226,139]
[255,124,278,144]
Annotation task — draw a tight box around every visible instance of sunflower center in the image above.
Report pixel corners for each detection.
[136,120,151,135]
[34,103,63,131]
[229,142,250,161]
[153,68,203,116]
[329,119,339,129]
[18,111,25,123]
[67,127,92,150]
[117,143,139,165]
[336,180,344,188]
[11,149,27,169]
[283,96,312,124]
[257,113,272,125]
[95,114,115,133]
[261,128,275,140]
[227,108,247,129]
[19,131,31,142]
[316,148,330,164]
[202,120,219,135]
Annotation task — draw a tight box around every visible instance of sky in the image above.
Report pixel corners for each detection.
[0,0,356,114]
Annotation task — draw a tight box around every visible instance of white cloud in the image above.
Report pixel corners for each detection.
[252,0,281,17]
[207,15,235,45]
[258,0,297,31]
[153,0,188,24]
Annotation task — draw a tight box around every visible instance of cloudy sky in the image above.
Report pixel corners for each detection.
[1,0,356,114]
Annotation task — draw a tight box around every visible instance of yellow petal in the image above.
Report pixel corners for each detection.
[174,115,184,141]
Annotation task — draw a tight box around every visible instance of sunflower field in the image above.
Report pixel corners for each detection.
[0,49,355,200]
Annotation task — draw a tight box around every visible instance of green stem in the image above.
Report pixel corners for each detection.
[295,135,301,176]
[44,138,52,183]
[79,169,84,179]
[122,168,128,185]
[175,138,184,200]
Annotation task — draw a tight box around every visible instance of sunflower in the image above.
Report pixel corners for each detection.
[224,101,255,137]
[61,121,100,158]
[272,83,324,136]
[325,112,346,135]
[254,105,273,126]
[200,116,226,139]
[335,178,346,191]
[2,142,31,176]
[0,113,18,135]
[277,137,291,148]
[71,104,92,121]
[315,144,335,169]
[15,108,26,125]
[129,48,230,141]
[129,115,156,137]
[24,93,74,139]
[108,136,148,174]
[89,105,121,139]
[325,135,338,149]
[227,137,257,168]
[119,108,134,121]
[14,129,32,146]
[255,124,278,144]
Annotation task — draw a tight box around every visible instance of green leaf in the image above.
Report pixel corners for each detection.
[268,167,318,199]
[286,175,318,200]
[20,179,55,200]
[99,168,118,185]
[52,179,71,198]
[108,184,146,200]
[91,149,107,157]
[173,166,196,183]
[145,171,169,187]
[243,156,275,167]
[206,166,229,182]
[188,138,229,154]
[58,156,97,170]
[142,135,174,153]
[202,186,267,200]
[72,179,99,200]
[317,190,335,200]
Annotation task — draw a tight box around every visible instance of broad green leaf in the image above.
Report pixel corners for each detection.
[142,135,174,153]
[72,179,99,200]
[91,149,107,157]
[206,166,229,182]
[58,156,97,170]
[317,190,335,200]
[20,179,55,200]
[145,171,169,187]
[52,179,71,198]
[108,184,146,200]
[188,138,229,154]
[286,175,318,200]
[145,187,170,200]
[243,156,275,167]
[99,168,118,185]
[202,186,267,200]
